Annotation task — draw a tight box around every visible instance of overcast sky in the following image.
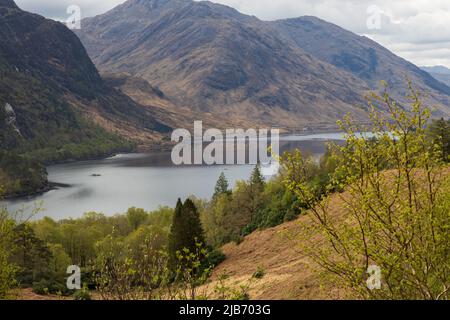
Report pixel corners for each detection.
[15,0,450,68]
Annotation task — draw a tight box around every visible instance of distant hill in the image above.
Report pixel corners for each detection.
[0,0,171,162]
[422,66,450,75]
[76,0,450,129]
[422,66,450,87]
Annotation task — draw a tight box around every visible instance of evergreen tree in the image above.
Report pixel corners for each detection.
[428,118,450,162]
[243,164,267,229]
[168,199,205,269]
[168,199,184,268]
[213,172,230,198]
[250,164,265,190]
[183,199,205,248]
[10,224,53,286]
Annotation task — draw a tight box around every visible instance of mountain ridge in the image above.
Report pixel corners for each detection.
[76,0,450,129]
[422,66,450,87]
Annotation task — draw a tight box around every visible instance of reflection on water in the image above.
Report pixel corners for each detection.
[3,133,350,220]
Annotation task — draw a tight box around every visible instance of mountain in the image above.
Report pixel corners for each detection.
[422,66,450,75]
[76,0,370,129]
[422,66,450,87]
[0,0,171,162]
[273,17,450,109]
[76,0,450,129]
[102,72,242,129]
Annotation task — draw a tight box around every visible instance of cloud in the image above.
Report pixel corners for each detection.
[14,0,450,68]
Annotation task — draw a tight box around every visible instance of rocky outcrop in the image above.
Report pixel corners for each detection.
[4,103,21,136]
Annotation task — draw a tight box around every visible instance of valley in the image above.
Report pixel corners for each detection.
[1,0,450,303]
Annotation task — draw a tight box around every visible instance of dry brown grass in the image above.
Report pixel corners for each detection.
[205,192,352,300]
[207,167,450,300]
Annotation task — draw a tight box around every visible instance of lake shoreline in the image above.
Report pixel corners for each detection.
[4,132,350,219]
[2,182,72,200]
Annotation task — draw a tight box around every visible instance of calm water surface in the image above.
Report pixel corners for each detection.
[4,133,352,220]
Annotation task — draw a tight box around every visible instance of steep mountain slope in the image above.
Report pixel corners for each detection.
[0,0,171,161]
[103,73,248,130]
[76,0,371,129]
[422,66,450,87]
[76,0,450,129]
[273,17,450,114]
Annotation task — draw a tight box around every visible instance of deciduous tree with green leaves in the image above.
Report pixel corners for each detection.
[0,202,17,299]
[283,82,450,300]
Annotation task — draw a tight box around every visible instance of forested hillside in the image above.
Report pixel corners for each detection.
[0,0,171,162]
[0,0,171,196]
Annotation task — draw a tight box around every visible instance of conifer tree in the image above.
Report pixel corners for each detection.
[168,199,184,268]
[183,199,205,248]
[168,199,205,269]
[250,164,265,190]
[213,172,230,198]
[428,118,450,162]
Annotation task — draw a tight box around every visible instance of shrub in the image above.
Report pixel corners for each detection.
[73,286,92,300]
[205,249,226,268]
[32,278,72,296]
[32,279,50,295]
[252,266,265,279]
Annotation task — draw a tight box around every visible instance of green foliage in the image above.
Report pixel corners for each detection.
[2,199,238,300]
[204,248,226,269]
[0,151,48,197]
[20,127,135,164]
[48,244,72,276]
[201,192,236,246]
[168,199,206,270]
[10,224,53,287]
[243,176,300,235]
[213,273,253,300]
[0,204,17,299]
[213,172,231,198]
[33,217,62,244]
[95,235,217,300]
[283,83,450,300]
[427,118,450,162]
[250,164,265,188]
[201,164,307,246]
[73,285,92,300]
[0,68,136,165]
[32,278,72,296]
[252,266,265,279]
[126,207,148,230]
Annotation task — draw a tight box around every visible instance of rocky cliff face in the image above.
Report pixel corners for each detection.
[3,103,21,136]
[76,0,450,129]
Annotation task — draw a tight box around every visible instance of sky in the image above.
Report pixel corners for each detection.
[14,0,450,68]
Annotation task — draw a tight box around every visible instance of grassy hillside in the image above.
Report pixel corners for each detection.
[209,192,352,299]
